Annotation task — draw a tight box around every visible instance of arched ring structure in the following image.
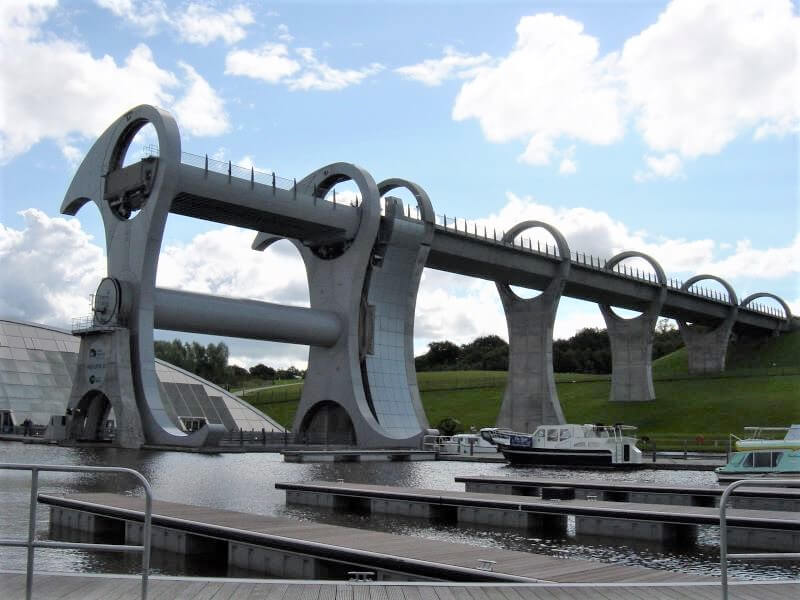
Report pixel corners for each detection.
[498,221,571,302]
[740,293,792,326]
[60,104,225,448]
[601,250,667,317]
[378,178,435,226]
[680,274,739,323]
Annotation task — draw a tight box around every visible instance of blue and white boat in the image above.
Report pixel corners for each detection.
[716,425,800,483]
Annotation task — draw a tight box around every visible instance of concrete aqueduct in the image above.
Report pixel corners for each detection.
[61,105,796,449]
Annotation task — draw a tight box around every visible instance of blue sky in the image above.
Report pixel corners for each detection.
[1,0,797,369]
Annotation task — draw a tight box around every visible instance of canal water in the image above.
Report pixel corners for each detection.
[1,441,797,580]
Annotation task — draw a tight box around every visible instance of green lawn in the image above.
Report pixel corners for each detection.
[242,332,799,449]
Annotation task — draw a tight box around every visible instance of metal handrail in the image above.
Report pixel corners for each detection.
[0,463,153,600]
[719,478,800,599]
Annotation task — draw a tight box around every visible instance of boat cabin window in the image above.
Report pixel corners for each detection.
[753,452,772,468]
[741,453,754,467]
[559,428,571,441]
[547,429,559,442]
[771,452,784,467]
[534,429,545,441]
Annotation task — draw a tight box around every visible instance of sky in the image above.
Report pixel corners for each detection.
[0,0,798,370]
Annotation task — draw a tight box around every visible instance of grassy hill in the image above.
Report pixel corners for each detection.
[243,330,799,449]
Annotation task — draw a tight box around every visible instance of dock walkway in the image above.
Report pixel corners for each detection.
[276,480,800,550]
[38,493,705,584]
[454,475,800,510]
[1,572,798,600]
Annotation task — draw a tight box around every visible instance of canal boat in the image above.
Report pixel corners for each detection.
[423,432,501,456]
[480,423,643,467]
[715,424,800,483]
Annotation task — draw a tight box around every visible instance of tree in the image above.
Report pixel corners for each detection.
[415,340,462,371]
[249,363,276,380]
[458,335,508,370]
[436,416,463,436]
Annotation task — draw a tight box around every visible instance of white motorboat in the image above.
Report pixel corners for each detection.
[480,423,643,467]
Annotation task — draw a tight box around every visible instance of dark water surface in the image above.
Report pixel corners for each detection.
[1,441,797,580]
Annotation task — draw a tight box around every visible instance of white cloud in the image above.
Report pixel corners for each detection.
[0,4,229,162]
[156,228,309,306]
[558,146,578,175]
[396,46,492,86]
[414,270,506,354]
[633,153,683,182]
[225,43,301,83]
[95,0,169,35]
[0,209,105,327]
[558,159,577,175]
[452,13,626,166]
[440,0,799,173]
[60,143,84,168]
[172,62,230,136]
[276,23,293,43]
[225,45,383,91]
[96,0,254,45]
[288,48,384,91]
[620,0,799,158]
[703,236,800,281]
[176,3,254,46]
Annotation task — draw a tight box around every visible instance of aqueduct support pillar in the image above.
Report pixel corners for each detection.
[495,222,569,432]
[677,275,739,374]
[599,252,667,402]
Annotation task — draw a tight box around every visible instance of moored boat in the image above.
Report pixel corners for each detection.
[480,423,643,467]
[716,424,800,483]
[423,432,501,456]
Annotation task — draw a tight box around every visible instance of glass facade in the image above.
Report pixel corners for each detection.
[0,319,284,433]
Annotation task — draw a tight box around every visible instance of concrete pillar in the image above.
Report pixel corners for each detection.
[495,221,570,432]
[599,251,666,402]
[253,176,434,448]
[677,275,738,374]
[65,329,145,448]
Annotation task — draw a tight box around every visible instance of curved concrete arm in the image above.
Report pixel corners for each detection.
[740,292,792,323]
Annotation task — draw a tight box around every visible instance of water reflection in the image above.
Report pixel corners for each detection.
[1,441,797,580]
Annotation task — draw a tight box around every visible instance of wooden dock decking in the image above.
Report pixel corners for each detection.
[38,493,708,584]
[2,572,799,600]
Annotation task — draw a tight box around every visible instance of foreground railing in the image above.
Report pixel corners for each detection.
[0,463,153,600]
[719,478,800,599]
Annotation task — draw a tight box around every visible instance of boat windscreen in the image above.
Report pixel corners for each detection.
[786,425,800,441]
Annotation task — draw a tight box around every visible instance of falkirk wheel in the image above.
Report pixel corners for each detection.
[60,104,436,449]
[59,105,795,449]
